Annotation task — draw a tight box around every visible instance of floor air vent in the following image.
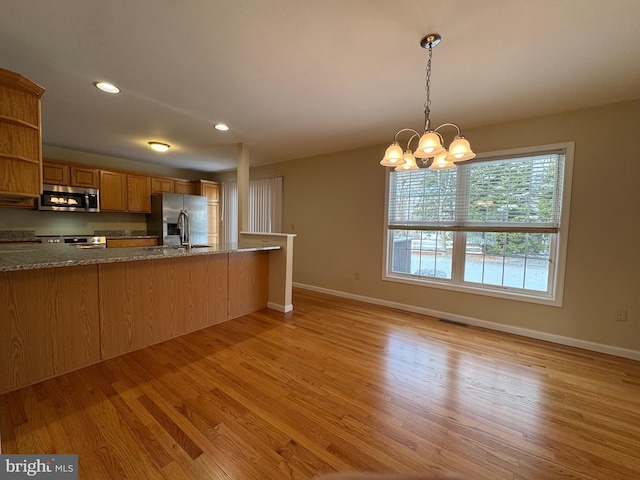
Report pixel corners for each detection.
[439,318,469,327]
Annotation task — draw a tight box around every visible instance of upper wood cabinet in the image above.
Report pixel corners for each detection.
[42,160,70,185]
[127,173,151,213]
[43,159,99,189]
[0,68,44,201]
[99,170,127,212]
[175,180,195,195]
[71,165,99,188]
[151,176,175,194]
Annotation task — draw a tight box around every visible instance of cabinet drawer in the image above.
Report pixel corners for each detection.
[106,238,158,248]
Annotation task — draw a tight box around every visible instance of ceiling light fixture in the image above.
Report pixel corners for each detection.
[94,81,120,94]
[214,123,229,131]
[380,34,475,172]
[148,142,170,152]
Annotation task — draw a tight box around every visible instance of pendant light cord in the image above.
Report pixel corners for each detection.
[423,44,433,132]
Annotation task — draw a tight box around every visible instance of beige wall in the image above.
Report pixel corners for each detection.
[244,100,640,354]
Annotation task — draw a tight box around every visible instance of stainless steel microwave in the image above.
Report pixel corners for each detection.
[38,184,100,212]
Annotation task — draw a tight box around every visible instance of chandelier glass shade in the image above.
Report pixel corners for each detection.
[380,34,475,171]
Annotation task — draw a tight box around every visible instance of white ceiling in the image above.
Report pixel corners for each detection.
[1,0,639,172]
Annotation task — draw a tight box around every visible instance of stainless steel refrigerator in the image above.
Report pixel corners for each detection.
[148,193,208,246]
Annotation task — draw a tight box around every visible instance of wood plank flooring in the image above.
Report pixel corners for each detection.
[2,288,640,479]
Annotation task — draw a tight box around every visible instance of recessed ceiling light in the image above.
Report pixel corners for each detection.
[148,142,170,152]
[94,81,120,94]
[214,123,229,131]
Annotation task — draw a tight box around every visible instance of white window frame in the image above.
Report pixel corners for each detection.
[382,142,574,307]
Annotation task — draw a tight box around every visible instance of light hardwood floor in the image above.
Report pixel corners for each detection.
[1,288,640,479]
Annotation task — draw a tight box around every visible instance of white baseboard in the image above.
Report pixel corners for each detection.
[293,282,640,361]
[268,301,293,313]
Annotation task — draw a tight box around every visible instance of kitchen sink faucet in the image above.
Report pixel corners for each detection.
[178,209,191,249]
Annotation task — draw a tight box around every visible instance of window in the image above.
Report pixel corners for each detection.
[384,143,574,305]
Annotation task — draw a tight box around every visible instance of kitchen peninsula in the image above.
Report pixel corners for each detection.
[0,240,288,395]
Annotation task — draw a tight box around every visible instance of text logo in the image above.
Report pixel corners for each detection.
[0,455,77,479]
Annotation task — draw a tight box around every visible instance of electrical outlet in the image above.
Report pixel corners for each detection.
[290,224,295,231]
[615,309,628,322]
[354,272,360,280]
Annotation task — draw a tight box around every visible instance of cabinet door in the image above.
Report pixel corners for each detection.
[199,181,221,245]
[207,202,220,245]
[151,177,174,193]
[42,160,70,185]
[99,170,127,211]
[200,181,219,202]
[71,165,99,188]
[127,174,151,213]
[174,180,194,195]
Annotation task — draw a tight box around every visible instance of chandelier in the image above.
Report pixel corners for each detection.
[380,34,475,171]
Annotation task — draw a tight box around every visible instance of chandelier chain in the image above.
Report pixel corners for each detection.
[424,44,433,131]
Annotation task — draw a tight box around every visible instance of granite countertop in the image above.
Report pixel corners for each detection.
[0,243,280,272]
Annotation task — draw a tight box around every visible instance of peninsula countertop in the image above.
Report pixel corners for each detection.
[0,242,280,272]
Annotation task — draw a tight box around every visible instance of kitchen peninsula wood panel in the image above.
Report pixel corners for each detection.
[0,265,100,393]
[228,251,269,319]
[99,254,228,359]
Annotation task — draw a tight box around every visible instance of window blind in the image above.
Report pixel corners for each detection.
[221,176,283,243]
[222,181,238,244]
[388,151,565,233]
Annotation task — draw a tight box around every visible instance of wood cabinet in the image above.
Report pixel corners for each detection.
[43,159,99,188]
[100,170,151,213]
[127,173,151,213]
[0,68,44,202]
[106,237,158,248]
[151,176,174,194]
[175,180,195,195]
[0,265,101,394]
[42,159,70,185]
[71,165,99,188]
[99,170,127,211]
[199,180,221,245]
[0,197,36,209]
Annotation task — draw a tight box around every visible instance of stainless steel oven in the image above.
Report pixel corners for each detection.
[38,184,100,212]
